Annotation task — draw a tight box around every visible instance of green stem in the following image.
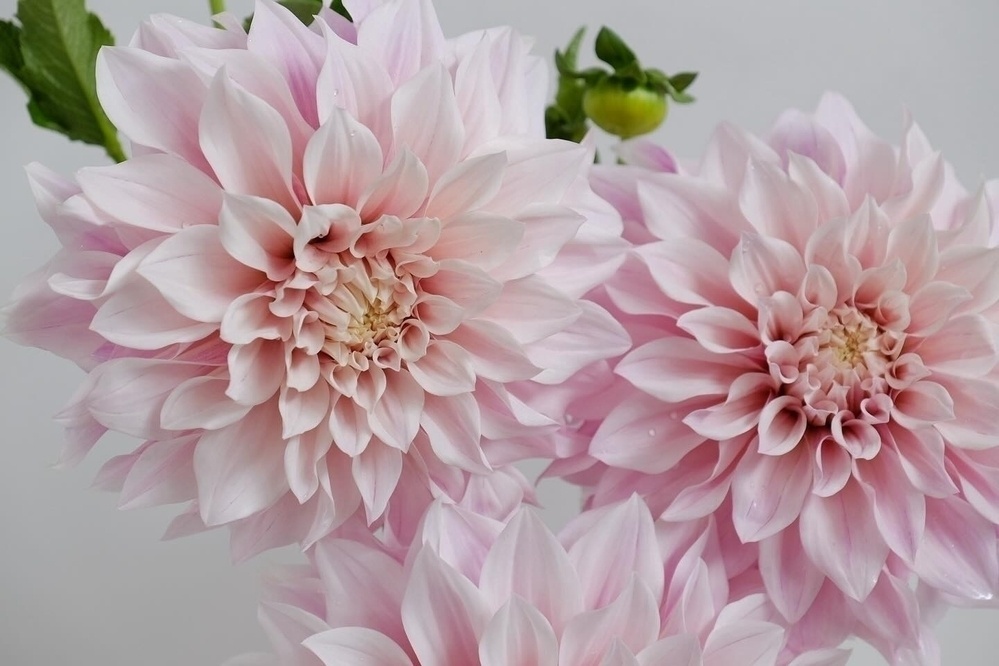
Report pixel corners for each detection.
[103,131,126,163]
[209,0,226,15]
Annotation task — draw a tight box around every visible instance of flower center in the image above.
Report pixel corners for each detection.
[818,308,883,373]
[308,255,419,366]
[345,292,403,351]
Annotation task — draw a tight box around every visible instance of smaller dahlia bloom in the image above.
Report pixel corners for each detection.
[228,497,851,666]
[580,92,999,629]
[3,0,628,550]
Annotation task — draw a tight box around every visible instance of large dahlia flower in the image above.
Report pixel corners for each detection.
[228,498,850,666]
[3,0,628,549]
[581,94,999,626]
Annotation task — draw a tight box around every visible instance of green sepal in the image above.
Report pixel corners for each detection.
[0,0,124,161]
[594,26,637,71]
[330,0,352,21]
[669,71,698,93]
[647,68,697,104]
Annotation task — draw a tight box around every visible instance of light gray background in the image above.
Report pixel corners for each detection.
[2,1,998,664]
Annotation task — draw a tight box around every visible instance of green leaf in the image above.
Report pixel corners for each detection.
[276,0,324,24]
[594,26,637,71]
[6,0,124,161]
[246,0,351,31]
[0,20,25,82]
[669,71,698,93]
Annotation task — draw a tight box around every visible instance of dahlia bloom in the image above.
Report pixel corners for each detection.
[2,0,628,548]
[583,94,999,628]
[229,497,851,666]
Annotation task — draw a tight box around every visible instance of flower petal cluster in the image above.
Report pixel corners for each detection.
[578,92,999,657]
[3,0,628,551]
[231,497,853,666]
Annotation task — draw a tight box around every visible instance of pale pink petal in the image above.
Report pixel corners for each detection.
[367,371,423,451]
[676,306,760,354]
[913,496,999,600]
[304,628,412,666]
[478,597,560,666]
[855,445,925,562]
[488,141,587,216]
[769,109,846,183]
[701,621,784,666]
[635,239,744,310]
[161,375,253,430]
[479,276,579,345]
[890,381,955,430]
[786,650,851,666]
[407,340,476,397]
[315,22,393,132]
[420,392,489,473]
[304,106,383,206]
[591,394,706,475]
[756,396,807,456]
[426,153,506,220]
[138,225,263,323]
[558,579,660,666]
[358,149,429,221]
[479,510,583,634]
[390,65,463,184]
[227,339,286,406]
[91,277,217,349]
[758,528,825,623]
[683,373,773,440]
[729,233,806,305]
[313,539,408,642]
[200,71,298,213]
[446,320,539,382]
[917,315,997,377]
[246,0,325,127]
[96,47,209,170]
[85,359,205,439]
[636,636,700,666]
[329,396,373,456]
[885,214,939,291]
[284,428,332,502]
[887,427,958,498]
[567,496,664,609]
[524,301,631,385]
[850,573,920,655]
[279,382,331,438]
[799,483,888,601]
[426,211,523,271]
[451,34,502,154]
[739,157,818,251]
[356,0,445,85]
[77,154,222,232]
[351,442,403,521]
[616,338,755,403]
[599,641,641,666]
[118,435,198,509]
[218,194,297,281]
[731,445,812,542]
[402,548,490,666]
[194,403,288,525]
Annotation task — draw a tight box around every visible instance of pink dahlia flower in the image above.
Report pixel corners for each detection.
[582,94,999,624]
[228,497,850,666]
[3,0,628,549]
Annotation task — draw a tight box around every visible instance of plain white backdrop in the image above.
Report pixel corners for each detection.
[2,0,999,664]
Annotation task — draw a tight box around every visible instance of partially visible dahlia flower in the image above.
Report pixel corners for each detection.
[2,0,628,549]
[579,93,999,625]
[228,497,851,666]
